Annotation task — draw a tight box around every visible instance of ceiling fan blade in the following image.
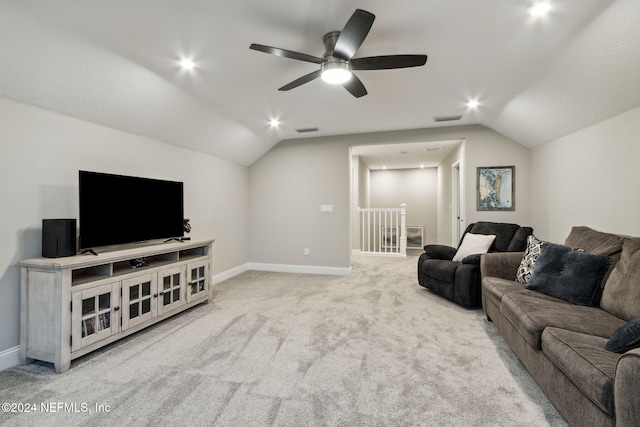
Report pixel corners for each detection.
[343,74,368,98]
[250,43,323,64]
[333,9,375,61]
[278,70,322,91]
[352,55,428,70]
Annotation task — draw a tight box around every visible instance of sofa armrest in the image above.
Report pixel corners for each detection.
[615,348,640,427]
[424,244,457,260]
[480,252,523,281]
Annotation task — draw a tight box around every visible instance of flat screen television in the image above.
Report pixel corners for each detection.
[79,170,184,250]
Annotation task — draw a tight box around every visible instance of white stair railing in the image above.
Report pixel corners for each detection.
[358,203,406,256]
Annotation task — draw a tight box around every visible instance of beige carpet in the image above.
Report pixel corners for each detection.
[0,255,567,426]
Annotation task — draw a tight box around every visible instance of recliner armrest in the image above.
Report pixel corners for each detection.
[461,254,482,265]
[423,244,457,260]
[480,252,524,281]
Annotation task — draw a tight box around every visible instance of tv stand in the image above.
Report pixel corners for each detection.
[19,238,214,373]
[164,237,185,243]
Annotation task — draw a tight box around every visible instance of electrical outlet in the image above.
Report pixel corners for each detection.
[304,248,310,256]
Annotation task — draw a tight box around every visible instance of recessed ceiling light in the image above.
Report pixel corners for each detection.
[179,58,196,71]
[466,99,480,110]
[382,166,387,170]
[268,118,280,128]
[528,2,551,17]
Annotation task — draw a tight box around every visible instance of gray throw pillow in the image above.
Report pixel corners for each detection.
[606,317,640,353]
[525,242,607,306]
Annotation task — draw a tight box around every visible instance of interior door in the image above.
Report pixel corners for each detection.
[452,162,463,245]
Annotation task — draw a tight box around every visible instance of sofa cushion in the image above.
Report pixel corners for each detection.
[600,238,640,321]
[506,226,534,252]
[468,222,520,252]
[564,226,625,288]
[516,235,544,284]
[500,293,625,349]
[423,259,459,282]
[542,327,620,416]
[483,276,567,309]
[525,242,607,306]
[606,316,640,353]
[452,233,495,262]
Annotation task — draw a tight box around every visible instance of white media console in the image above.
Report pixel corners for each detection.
[19,238,214,373]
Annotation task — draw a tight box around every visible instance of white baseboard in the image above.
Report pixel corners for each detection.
[248,262,351,276]
[0,346,21,372]
[212,261,351,286]
[212,263,250,285]
[353,252,406,258]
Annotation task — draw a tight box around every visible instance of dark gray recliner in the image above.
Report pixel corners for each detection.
[417,222,533,307]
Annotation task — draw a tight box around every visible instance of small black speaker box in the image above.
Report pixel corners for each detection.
[42,219,77,258]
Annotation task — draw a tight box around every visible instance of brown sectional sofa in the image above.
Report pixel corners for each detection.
[481,226,640,426]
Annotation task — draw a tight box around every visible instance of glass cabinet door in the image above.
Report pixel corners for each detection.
[71,282,120,352]
[186,261,209,303]
[157,266,185,315]
[121,273,157,330]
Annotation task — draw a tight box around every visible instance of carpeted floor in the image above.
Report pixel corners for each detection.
[0,255,567,426]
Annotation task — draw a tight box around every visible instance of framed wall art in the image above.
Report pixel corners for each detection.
[477,166,515,211]
[406,226,424,249]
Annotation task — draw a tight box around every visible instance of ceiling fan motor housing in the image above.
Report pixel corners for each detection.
[321,31,352,83]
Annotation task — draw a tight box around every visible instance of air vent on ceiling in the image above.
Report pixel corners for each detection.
[296,127,319,133]
[424,147,442,152]
[433,115,462,122]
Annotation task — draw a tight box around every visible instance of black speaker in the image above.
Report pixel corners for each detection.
[42,219,77,258]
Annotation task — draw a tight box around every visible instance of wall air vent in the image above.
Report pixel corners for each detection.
[296,127,319,133]
[433,115,462,122]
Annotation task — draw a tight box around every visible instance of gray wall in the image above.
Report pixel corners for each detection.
[0,98,250,359]
[250,125,532,269]
[350,155,371,251]
[437,143,463,245]
[249,138,351,268]
[370,168,438,251]
[531,106,640,242]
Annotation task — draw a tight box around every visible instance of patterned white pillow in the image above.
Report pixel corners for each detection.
[516,235,544,284]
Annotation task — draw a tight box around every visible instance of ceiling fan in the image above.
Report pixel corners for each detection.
[250,9,428,98]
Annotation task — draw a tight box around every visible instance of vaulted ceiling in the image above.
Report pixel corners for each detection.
[1,1,638,166]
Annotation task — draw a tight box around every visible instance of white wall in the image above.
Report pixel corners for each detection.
[370,168,438,251]
[531,106,640,242]
[0,98,250,358]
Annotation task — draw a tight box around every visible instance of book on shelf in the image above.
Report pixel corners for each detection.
[82,318,95,337]
[98,313,111,330]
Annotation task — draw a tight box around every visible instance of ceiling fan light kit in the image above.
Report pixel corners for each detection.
[321,60,352,84]
[250,9,427,98]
